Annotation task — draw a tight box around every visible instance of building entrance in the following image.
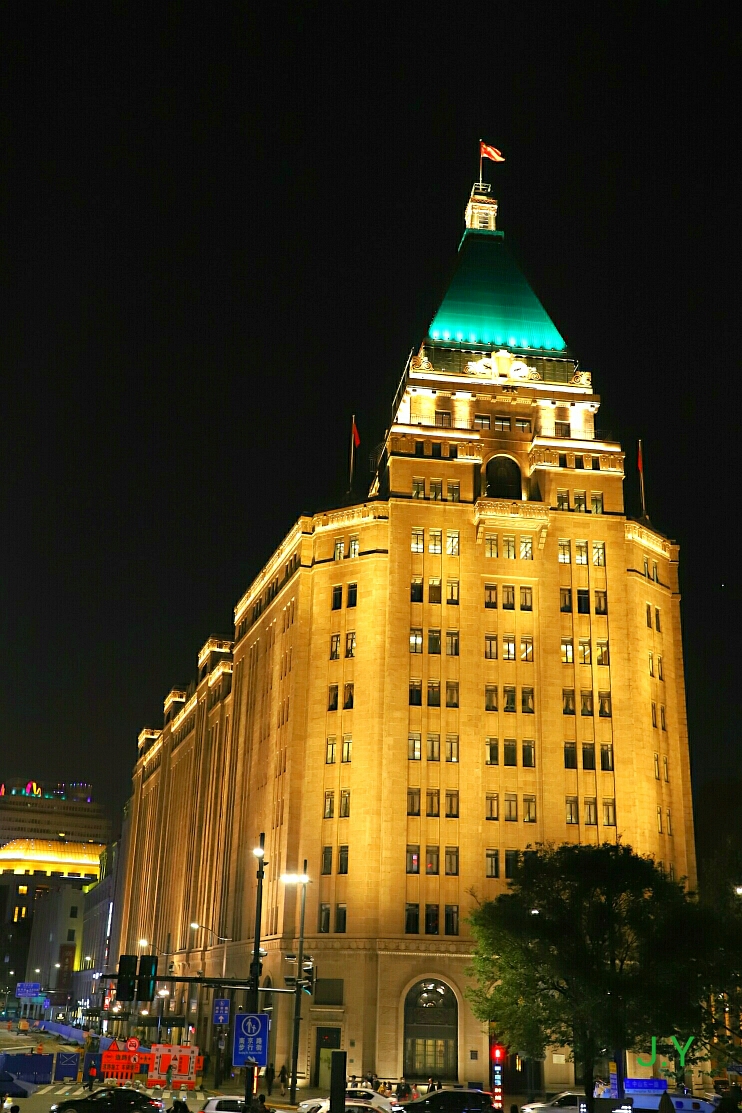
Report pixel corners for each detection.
[314,1026,342,1088]
[403,980,458,1081]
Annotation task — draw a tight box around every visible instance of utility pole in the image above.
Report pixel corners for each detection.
[244,833,266,1106]
[289,861,308,1105]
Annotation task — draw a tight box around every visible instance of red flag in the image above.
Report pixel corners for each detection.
[352,419,360,447]
[480,141,505,163]
[637,441,643,473]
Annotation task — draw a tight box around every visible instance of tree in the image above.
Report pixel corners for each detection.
[468,844,718,1108]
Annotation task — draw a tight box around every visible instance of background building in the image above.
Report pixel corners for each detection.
[119,185,694,1090]
[0,781,111,846]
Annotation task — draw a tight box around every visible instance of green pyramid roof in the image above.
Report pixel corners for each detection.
[428,229,570,355]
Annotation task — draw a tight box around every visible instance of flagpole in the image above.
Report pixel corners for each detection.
[348,414,356,494]
[478,140,482,185]
[638,438,648,519]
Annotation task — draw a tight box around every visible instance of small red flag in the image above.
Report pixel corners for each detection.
[480,141,505,163]
[352,419,360,448]
[637,441,643,474]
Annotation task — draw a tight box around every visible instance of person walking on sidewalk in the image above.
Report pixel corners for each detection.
[278,1064,288,1097]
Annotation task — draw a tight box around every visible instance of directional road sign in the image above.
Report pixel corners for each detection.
[213,998,230,1025]
[16,982,41,998]
[233,1013,269,1067]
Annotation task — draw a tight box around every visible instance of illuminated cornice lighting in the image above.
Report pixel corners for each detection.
[198,637,232,668]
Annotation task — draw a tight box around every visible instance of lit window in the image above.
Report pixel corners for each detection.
[427,789,440,817]
[445,847,459,875]
[585,798,597,825]
[561,638,574,664]
[430,480,443,501]
[560,587,572,612]
[412,477,425,499]
[521,636,533,662]
[574,491,587,512]
[445,681,459,708]
[663,755,669,782]
[332,585,342,610]
[503,740,517,766]
[522,740,535,767]
[581,690,594,716]
[445,790,459,818]
[411,576,423,602]
[345,631,356,658]
[502,635,515,660]
[644,558,650,577]
[334,539,344,560]
[407,788,420,816]
[486,848,499,878]
[349,536,359,558]
[503,685,516,712]
[328,684,338,711]
[448,481,460,502]
[408,733,422,761]
[598,692,612,718]
[427,680,440,706]
[321,846,332,874]
[523,795,537,823]
[563,688,575,715]
[557,489,570,510]
[339,789,350,817]
[504,794,518,822]
[579,640,591,665]
[338,845,349,874]
[319,904,330,933]
[653,562,659,582]
[341,734,352,762]
[447,579,459,605]
[410,627,423,653]
[343,684,354,710]
[446,630,460,656]
[445,905,459,936]
[564,741,577,769]
[428,628,441,654]
[409,679,422,706]
[591,492,604,514]
[582,743,596,770]
[330,634,340,660]
[503,535,516,559]
[485,634,498,660]
[325,738,336,764]
[411,528,424,553]
[405,903,420,933]
[516,418,531,433]
[485,738,498,765]
[445,735,459,762]
[654,752,660,779]
[427,733,440,761]
[596,640,609,666]
[406,846,420,874]
[474,413,491,429]
[426,846,440,875]
[485,684,498,712]
[429,530,442,554]
[566,797,579,824]
[600,744,614,771]
[502,584,515,609]
[593,541,606,566]
[485,534,498,558]
[494,416,511,431]
[18,885,27,895]
[595,590,608,614]
[575,540,588,565]
[649,651,654,676]
[657,805,663,834]
[558,539,571,564]
[446,530,460,555]
[520,536,533,560]
[324,792,335,819]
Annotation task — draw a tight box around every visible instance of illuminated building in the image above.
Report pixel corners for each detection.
[0,781,111,846]
[120,184,695,1089]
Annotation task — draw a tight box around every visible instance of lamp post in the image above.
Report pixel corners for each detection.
[242,834,266,1105]
[281,862,309,1106]
[190,922,233,1084]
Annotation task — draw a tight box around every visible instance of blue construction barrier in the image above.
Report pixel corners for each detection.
[55,1051,81,1081]
[0,1052,54,1083]
[38,1021,86,1044]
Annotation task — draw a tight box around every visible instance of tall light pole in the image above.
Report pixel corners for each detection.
[190,922,233,1086]
[244,834,266,1105]
[282,862,309,1105]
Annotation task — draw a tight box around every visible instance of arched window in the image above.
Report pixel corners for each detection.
[403,978,458,1080]
[486,456,522,499]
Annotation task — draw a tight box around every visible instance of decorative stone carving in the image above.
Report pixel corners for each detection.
[571,369,592,386]
[411,346,433,371]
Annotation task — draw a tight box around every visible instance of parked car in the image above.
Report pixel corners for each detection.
[299,1092,395,1113]
[201,1100,247,1113]
[522,1094,584,1113]
[405,1090,494,1113]
[50,1091,165,1113]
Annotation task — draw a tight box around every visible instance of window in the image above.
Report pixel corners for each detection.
[600,743,614,771]
[595,590,608,615]
[658,655,664,680]
[504,794,518,822]
[646,603,652,628]
[425,904,439,935]
[411,576,423,602]
[330,634,340,660]
[448,481,460,502]
[591,492,604,514]
[426,846,440,875]
[429,529,442,554]
[660,705,667,730]
[575,540,588,565]
[447,579,459,605]
[595,640,609,667]
[603,799,616,826]
[335,904,347,932]
[657,805,663,833]
[18,885,28,895]
[430,480,443,501]
[579,640,591,665]
[408,733,422,761]
[566,796,579,824]
[407,788,420,816]
[486,848,499,877]
[486,792,499,821]
[326,737,337,764]
[427,733,440,761]
[446,530,460,555]
[516,418,531,433]
[427,679,440,706]
[332,585,342,610]
[485,738,499,765]
[343,684,354,710]
[502,635,515,660]
[319,904,330,933]
[328,684,339,711]
[445,735,459,762]
[582,743,596,770]
[555,420,571,438]
[663,755,669,782]
[406,846,420,874]
[505,849,519,879]
[426,789,440,817]
[653,562,659,582]
[521,636,534,662]
[349,536,359,558]
[559,453,568,467]
[405,903,420,933]
[321,846,332,874]
[427,577,442,604]
[485,534,498,558]
[524,795,537,823]
[502,584,515,609]
[445,847,459,875]
[666,809,673,836]
[599,691,612,717]
[446,630,460,656]
[585,798,597,825]
[485,634,498,660]
[485,684,498,712]
[415,441,424,456]
[503,535,516,559]
[560,587,573,612]
[409,679,422,706]
[504,739,517,766]
[445,790,459,818]
[412,476,425,499]
[474,413,491,429]
[435,411,452,427]
[410,627,423,653]
[577,589,590,614]
[564,740,577,769]
[495,416,511,431]
[411,528,424,553]
[338,844,349,874]
[340,789,350,817]
[520,536,533,560]
[445,904,459,935]
[522,687,535,714]
[345,631,356,657]
[347,582,357,607]
[563,688,576,715]
[558,539,571,564]
[428,628,441,654]
[593,541,606,566]
[654,752,661,779]
[485,583,497,608]
[522,740,535,768]
[561,638,574,664]
[334,539,344,561]
[324,791,335,818]
[445,681,459,708]
[504,685,516,713]
[342,734,353,761]
[520,586,533,610]
[557,489,570,511]
[581,690,594,716]
[574,491,587,512]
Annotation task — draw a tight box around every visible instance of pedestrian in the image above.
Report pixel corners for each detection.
[411,1085,419,1100]
[86,1062,98,1091]
[265,1063,275,1096]
[166,1061,174,1087]
[258,1096,274,1113]
[170,1096,189,1113]
[279,1064,288,1097]
[427,1079,435,1095]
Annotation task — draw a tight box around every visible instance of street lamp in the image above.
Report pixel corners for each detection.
[243,834,267,1105]
[189,922,232,980]
[281,862,309,1105]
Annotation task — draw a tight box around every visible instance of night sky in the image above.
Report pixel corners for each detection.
[1,5,739,830]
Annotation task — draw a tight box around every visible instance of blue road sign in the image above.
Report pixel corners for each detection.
[16,982,41,998]
[213,997,230,1025]
[233,1013,269,1067]
[625,1080,668,1093]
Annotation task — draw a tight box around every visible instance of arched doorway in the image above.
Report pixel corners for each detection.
[403,979,458,1081]
[486,455,522,499]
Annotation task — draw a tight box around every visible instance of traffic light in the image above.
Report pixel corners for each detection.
[116,954,137,1002]
[137,954,158,1001]
[301,956,316,996]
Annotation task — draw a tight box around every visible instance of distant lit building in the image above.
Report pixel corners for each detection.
[70,842,125,1024]
[0,781,111,846]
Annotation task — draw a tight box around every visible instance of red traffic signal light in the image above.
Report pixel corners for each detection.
[491,1044,506,1063]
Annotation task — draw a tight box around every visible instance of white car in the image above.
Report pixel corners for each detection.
[200,1099,247,1113]
[522,1093,584,1113]
[298,1092,395,1113]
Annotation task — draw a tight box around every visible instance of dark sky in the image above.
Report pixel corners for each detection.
[1,5,739,830]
